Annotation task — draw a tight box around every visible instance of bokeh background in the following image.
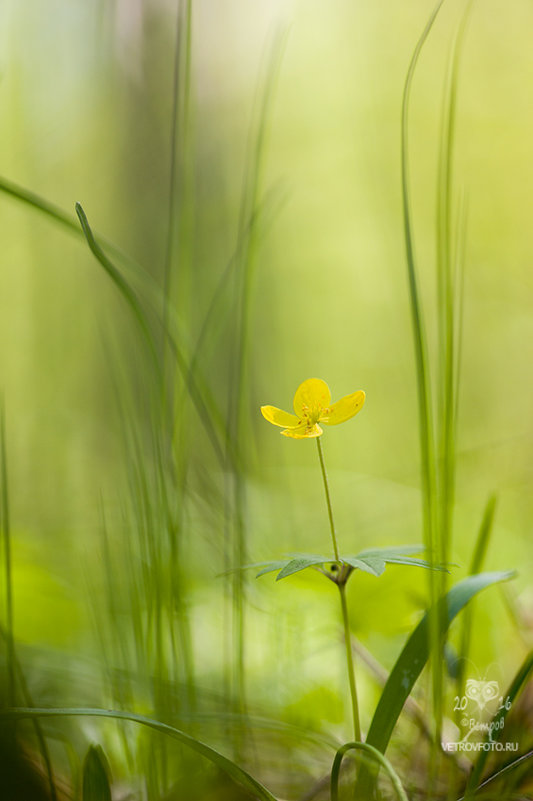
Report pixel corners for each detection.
[0,0,532,797]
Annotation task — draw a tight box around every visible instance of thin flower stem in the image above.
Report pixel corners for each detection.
[316,438,340,561]
[339,584,362,742]
[315,437,361,742]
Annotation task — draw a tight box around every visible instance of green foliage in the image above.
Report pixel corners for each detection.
[1,708,279,801]
[248,545,448,581]
[357,572,515,798]
[82,745,112,801]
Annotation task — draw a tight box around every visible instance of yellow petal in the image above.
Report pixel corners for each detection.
[293,378,331,417]
[321,391,366,425]
[282,422,323,439]
[261,405,299,428]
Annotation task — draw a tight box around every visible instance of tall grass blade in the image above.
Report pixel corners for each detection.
[0,404,14,706]
[224,27,287,724]
[456,494,497,705]
[401,0,444,738]
[435,0,473,584]
[0,707,279,801]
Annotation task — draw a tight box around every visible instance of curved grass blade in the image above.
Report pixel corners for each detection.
[366,572,514,755]
[75,203,228,467]
[0,707,279,801]
[82,745,112,801]
[0,175,150,283]
[330,741,408,801]
[75,203,161,376]
[356,572,514,798]
[464,649,533,798]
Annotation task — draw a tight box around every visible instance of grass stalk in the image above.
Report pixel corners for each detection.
[435,0,474,617]
[224,29,287,721]
[0,404,14,706]
[401,1,444,750]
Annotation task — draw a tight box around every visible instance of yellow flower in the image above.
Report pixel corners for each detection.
[261,378,365,439]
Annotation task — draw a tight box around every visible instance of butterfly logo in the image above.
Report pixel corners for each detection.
[465,679,499,711]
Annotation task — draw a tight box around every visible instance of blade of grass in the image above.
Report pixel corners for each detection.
[435,0,473,584]
[456,494,497,714]
[330,741,409,801]
[401,0,444,741]
[162,0,193,340]
[459,749,533,800]
[82,745,112,801]
[75,202,161,376]
[75,202,229,468]
[356,572,514,798]
[0,707,280,801]
[224,27,288,727]
[0,403,14,706]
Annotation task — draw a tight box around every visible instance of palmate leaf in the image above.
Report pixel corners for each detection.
[350,545,450,574]
[246,545,447,582]
[342,556,385,577]
[244,554,334,580]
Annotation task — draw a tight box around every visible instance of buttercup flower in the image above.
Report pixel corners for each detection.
[261,378,365,439]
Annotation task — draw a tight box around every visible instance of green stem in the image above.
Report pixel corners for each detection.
[339,584,361,742]
[315,438,361,741]
[331,741,409,801]
[316,438,340,561]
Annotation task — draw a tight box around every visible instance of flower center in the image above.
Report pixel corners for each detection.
[301,403,322,426]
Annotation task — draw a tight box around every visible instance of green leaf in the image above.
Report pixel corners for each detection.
[0,708,279,801]
[254,561,290,578]
[357,572,515,798]
[82,745,112,801]
[366,572,514,753]
[276,555,330,580]
[342,556,385,577]
[380,555,449,571]
[341,545,448,576]
[357,545,424,557]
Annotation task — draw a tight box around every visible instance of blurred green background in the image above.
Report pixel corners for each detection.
[0,0,532,797]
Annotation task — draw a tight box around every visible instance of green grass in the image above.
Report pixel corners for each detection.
[0,1,531,800]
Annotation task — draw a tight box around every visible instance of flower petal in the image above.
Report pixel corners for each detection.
[321,391,366,425]
[261,405,299,428]
[281,422,323,439]
[293,378,331,417]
